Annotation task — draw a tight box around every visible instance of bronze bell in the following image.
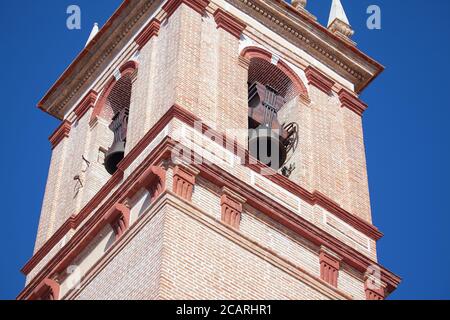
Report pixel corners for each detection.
[248,82,289,169]
[104,109,129,175]
[248,127,287,170]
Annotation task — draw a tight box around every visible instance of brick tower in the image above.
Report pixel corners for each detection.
[19,0,400,300]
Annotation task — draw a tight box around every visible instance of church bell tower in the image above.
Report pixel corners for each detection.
[19,0,400,300]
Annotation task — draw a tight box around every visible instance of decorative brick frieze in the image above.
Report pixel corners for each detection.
[49,120,71,150]
[163,0,210,19]
[173,165,199,202]
[30,278,60,301]
[104,203,131,239]
[73,90,98,120]
[213,9,247,39]
[305,66,335,95]
[220,187,246,229]
[319,247,341,288]
[134,19,161,49]
[338,89,368,116]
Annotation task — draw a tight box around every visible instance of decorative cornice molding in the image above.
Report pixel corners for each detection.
[338,89,368,116]
[229,0,383,93]
[65,193,351,300]
[213,8,247,39]
[20,105,400,300]
[196,151,400,296]
[117,104,381,241]
[305,66,335,95]
[73,90,98,120]
[134,18,161,49]
[26,104,383,278]
[163,0,210,19]
[38,0,383,121]
[38,1,157,120]
[49,120,71,150]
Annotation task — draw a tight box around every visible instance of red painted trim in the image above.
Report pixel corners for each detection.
[305,66,335,95]
[221,188,245,229]
[213,9,247,39]
[163,0,210,19]
[21,105,399,299]
[365,278,386,300]
[104,203,131,239]
[338,89,368,116]
[49,120,71,150]
[21,170,124,276]
[273,0,384,93]
[29,278,60,301]
[121,104,381,240]
[128,165,166,199]
[38,1,132,118]
[73,90,98,120]
[38,0,383,121]
[18,136,400,300]
[320,249,341,288]
[27,104,382,276]
[115,107,385,247]
[173,165,198,202]
[90,60,138,122]
[18,141,173,300]
[195,159,399,295]
[241,46,310,101]
[52,165,167,275]
[134,19,161,49]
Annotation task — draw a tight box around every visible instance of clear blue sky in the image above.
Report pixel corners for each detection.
[0,0,449,300]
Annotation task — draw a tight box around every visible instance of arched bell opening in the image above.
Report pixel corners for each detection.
[247,57,300,171]
[101,74,133,175]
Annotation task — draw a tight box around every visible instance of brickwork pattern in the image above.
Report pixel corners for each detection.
[29,1,386,300]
